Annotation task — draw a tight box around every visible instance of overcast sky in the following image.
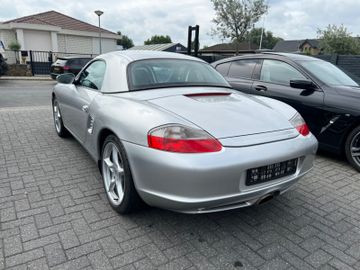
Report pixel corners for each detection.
[1,0,360,47]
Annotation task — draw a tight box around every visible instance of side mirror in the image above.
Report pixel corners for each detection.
[56,73,75,84]
[290,80,317,90]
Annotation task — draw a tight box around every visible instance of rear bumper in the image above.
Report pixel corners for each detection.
[123,134,318,213]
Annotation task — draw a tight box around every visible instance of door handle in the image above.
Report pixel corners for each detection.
[82,105,89,113]
[255,85,268,92]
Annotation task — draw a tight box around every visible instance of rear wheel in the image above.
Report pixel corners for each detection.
[101,135,142,214]
[345,126,360,172]
[52,99,69,137]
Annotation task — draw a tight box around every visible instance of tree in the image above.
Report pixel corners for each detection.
[210,0,268,46]
[245,27,283,49]
[144,35,172,45]
[8,41,21,64]
[116,31,134,49]
[317,24,360,55]
[8,41,21,51]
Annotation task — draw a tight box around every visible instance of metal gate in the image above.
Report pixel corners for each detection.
[29,50,53,75]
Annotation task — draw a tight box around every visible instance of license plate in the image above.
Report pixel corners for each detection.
[246,159,298,186]
[54,67,60,72]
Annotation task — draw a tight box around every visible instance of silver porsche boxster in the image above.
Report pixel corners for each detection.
[52,51,318,214]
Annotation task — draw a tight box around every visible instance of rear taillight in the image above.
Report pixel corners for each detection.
[148,125,222,153]
[290,113,310,136]
[63,65,70,71]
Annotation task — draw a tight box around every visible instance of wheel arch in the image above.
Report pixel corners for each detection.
[97,127,117,170]
[342,116,360,152]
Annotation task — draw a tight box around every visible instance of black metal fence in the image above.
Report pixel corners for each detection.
[4,50,96,75]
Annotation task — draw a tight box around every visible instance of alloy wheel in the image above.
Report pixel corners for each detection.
[102,142,125,206]
[350,131,360,167]
[53,101,61,133]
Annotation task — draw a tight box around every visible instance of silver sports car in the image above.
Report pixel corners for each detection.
[52,51,318,214]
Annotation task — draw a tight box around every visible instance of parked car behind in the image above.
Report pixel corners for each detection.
[212,52,360,171]
[0,52,8,77]
[50,56,92,79]
[52,51,317,214]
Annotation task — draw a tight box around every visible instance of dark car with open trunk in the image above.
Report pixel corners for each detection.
[50,56,92,79]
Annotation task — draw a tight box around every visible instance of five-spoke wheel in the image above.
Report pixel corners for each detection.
[102,142,125,206]
[101,135,142,213]
[346,126,360,172]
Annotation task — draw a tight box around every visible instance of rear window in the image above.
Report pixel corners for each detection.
[228,59,259,79]
[128,59,230,91]
[215,62,231,76]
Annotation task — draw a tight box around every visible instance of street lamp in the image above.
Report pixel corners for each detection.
[94,10,104,54]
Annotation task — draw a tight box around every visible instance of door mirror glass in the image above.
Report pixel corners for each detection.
[56,73,75,84]
[290,80,316,90]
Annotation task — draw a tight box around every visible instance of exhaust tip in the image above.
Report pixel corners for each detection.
[256,191,280,205]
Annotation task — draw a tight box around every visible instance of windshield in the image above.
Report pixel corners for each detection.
[299,60,359,87]
[128,59,230,90]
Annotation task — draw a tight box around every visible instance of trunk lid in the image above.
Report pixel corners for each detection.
[148,91,295,139]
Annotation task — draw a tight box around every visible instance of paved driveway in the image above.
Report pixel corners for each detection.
[0,80,360,270]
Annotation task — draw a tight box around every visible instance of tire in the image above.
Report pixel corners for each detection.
[101,135,142,214]
[52,98,69,138]
[345,126,360,172]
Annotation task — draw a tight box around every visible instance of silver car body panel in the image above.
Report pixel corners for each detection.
[53,51,318,213]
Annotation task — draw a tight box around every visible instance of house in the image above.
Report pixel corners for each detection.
[128,43,187,53]
[0,10,120,63]
[199,42,258,56]
[273,39,321,55]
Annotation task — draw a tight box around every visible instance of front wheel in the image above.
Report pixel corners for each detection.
[345,126,360,172]
[101,135,142,214]
[52,99,69,137]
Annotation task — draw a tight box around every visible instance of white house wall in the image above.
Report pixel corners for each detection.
[92,37,117,54]
[64,35,93,54]
[23,30,51,51]
[57,34,66,52]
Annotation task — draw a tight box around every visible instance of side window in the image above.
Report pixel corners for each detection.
[228,59,259,79]
[260,60,306,85]
[215,62,231,76]
[78,61,106,90]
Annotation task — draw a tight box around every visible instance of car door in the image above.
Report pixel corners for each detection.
[63,60,106,142]
[251,59,326,136]
[216,59,259,94]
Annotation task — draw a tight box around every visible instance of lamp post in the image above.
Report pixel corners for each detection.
[94,10,104,54]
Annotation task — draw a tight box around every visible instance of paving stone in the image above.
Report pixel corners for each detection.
[20,222,39,242]
[4,235,23,257]
[59,229,80,249]
[88,250,113,270]
[44,243,67,267]
[5,248,44,268]
[305,249,333,268]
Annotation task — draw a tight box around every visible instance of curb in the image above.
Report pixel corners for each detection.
[0,76,53,81]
